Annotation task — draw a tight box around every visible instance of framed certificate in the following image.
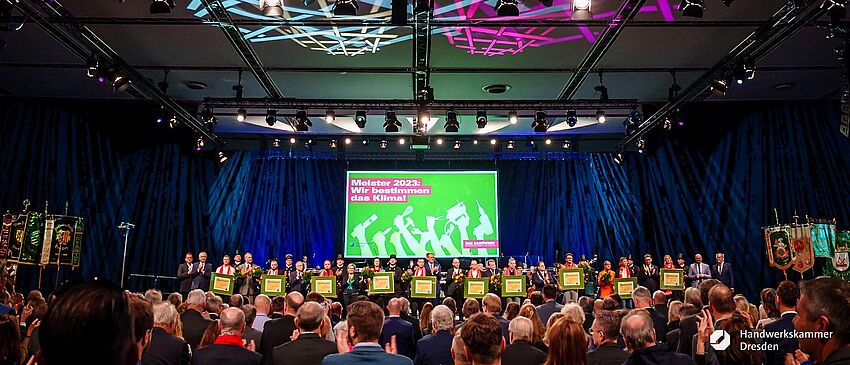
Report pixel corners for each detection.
[260,275,287,296]
[660,269,685,291]
[614,277,638,299]
[311,276,338,297]
[368,272,395,294]
[411,276,437,298]
[464,278,489,299]
[559,268,584,290]
[209,273,234,296]
[500,275,526,297]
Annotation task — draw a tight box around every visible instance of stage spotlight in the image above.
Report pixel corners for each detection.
[593,84,608,101]
[380,139,388,149]
[94,63,109,84]
[613,150,624,165]
[260,0,285,16]
[355,110,367,128]
[445,111,460,132]
[566,110,578,127]
[507,140,515,149]
[596,110,606,123]
[490,138,497,145]
[384,111,401,132]
[436,138,444,145]
[272,138,281,148]
[290,137,296,144]
[679,0,704,18]
[236,108,247,122]
[710,78,728,96]
[663,118,672,131]
[334,0,359,15]
[532,111,548,133]
[218,151,228,164]
[399,137,406,145]
[295,110,312,131]
[572,0,592,20]
[325,110,336,123]
[636,137,645,150]
[109,70,130,92]
[266,109,277,126]
[476,111,488,128]
[625,109,642,135]
[86,58,98,78]
[525,138,535,147]
[168,116,177,129]
[150,0,175,14]
[473,140,479,145]
[417,109,431,123]
[733,68,746,85]
[508,110,518,124]
[362,139,370,146]
[562,140,571,149]
[453,140,461,149]
[196,138,204,151]
[330,139,338,148]
[344,138,352,145]
[545,138,552,145]
[495,0,519,16]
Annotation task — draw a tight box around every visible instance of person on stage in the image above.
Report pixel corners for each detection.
[483,259,500,295]
[637,254,660,293]
[561,253,579,304]
[372,257,383,273]
[237,252,261,302]
[191,252,213,291]
[334,254,346,277]
[266,259,281,276]
[467,259,483,278]
[288,260,308,297]
[232,253,243,268]
[282,254,295,276]
[386,254,404,298]
[711,252,734,291]
[216,255,235,275]
[338,263,363,317]
[447,258,464,305]
[503,257,523,305]
[177,252,195,298]
[531,261,554,292]
[661,254,675,297]
[617,257,633,307]
[425,252,441,277]
[597,260,614,299]
[369,257,387,308]
[319,259,335,276]
[687,253,711,288]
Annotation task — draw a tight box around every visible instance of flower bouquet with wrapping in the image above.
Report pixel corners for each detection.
[251,266,265,281]
[361,266,375,279]
[579,261,594,281]
[489,273,502,288]
[402,271,413,283]
[303,269,313,283]
[453,272,466,284]
[600,271,613,285]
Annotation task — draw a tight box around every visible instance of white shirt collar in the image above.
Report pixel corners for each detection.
[781,310,797,317]
[354,342,382,348]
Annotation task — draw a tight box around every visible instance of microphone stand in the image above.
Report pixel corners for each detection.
[118,222,135,288]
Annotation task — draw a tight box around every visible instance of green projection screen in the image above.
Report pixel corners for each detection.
[344,171,499,258]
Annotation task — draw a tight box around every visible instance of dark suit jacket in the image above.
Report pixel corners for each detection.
[502,340,546,365]
[587,342,630,365]
[400,312,423,344]
[261,315,298,365]
[763,312,798,365]
[380,316,417,359]
[413,330,453,365]
[676,312,700,354]
[191,343,263,365]
[624,344,696,365]
[192,262,213,290]
[637,264,660,293]
[272,333,337,365]
[243,326,263,348]
[530,270,555,291]
[666,329,681,353]
[321,344,413,365]
[497,316,510,343]
[178,262,194,293]
[181,309,214,350]
[534,300,563,327]
[142,327,191,365]
[288,271,307,296]
[646,307,669,342]
[710,263,734,290]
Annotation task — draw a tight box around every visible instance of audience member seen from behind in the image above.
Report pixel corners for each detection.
[501,316,546,365]
[414,305,455,365]
[142,301,191,365]
[192,307,262,365]
[587,311,628,365]
[459,313,505,365]
[272,301,337,365]
[621,311,696,365]
[322,300,413,365]
[544,317,587,365]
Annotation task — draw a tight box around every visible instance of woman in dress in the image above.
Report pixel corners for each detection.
[597,261,614,298]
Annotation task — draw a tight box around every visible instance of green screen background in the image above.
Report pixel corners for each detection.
[345,171,499,258]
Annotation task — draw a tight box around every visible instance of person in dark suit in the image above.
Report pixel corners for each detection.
[534,284,563,328]
[321,301,413,365]
[191,252,213,291]
[632,287,668,343]
[637,254,660,294]
[380,298,417,359]
[502,317,546,365]
[182,289,214,350]
[272,302,337,365]
[261,292,304,365]
[793,277,850,365]
[177,253,195,298]
[710,253,733,292]
[482,293,510,343]
[763,281,799,365]
[621,312,696,365]
[191,307,262,365]
[386,255,405,298]
[459,313,506,365]
[676,279,720,355]
[530,261,555,293]
[399,298,423,345]
[445,259,464,306]
[242,305,263,348]
[414,305,454,365]
[288,261,308,297]
[338,264,364,316]
[142,302,191,365]
[587,311,629,365]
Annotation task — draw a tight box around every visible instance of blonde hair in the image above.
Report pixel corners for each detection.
[518,303,545,344]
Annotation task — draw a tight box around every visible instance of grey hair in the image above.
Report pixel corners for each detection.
[430,305,454,332]
[632,286,652,306]
[144,289,162,304]
[186,289,206,306]
[508,316,533,342]
[799,277,850,342]
[621,311,655,349]
[400,297,411,314]
[560,303,585,323]
[684,287,701,307]
[220,307,246,334]
[152,302,179,326]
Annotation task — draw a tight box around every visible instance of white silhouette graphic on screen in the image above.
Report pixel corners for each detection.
[351,214,378,249]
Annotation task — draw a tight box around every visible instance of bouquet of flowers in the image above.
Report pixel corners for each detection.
[303,269,313,283]
[600,271,613,285]
[579,261,594,281]
[361,266,374,279]
[489,273,502,287]
[402,271,413,283]
[453,272,466,284]
[251,267,265,280]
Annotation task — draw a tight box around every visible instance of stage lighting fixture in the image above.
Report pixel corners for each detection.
[572,0,592,20]
[330,139,338,148]
[733,68,746,85]
[663,118,673,131]
[445,111,460,132]
[355,111,367,128]
[625,109,642,135]
[668,71,681,101]
[384,111,402,132]
[679,0,704,18]
[721,0,732,6]
[295,110,312,131]
[218,151,228,164]
[507,140,515,149]
[325,110,336,123]
[150,0,175,14]
[594,72,609,101]
[109,70,130,92]
[266,109,277,126]
[526,138,535,147]
[596,110,606,123]
[272,138,281,148]
[545,138,552,145]
[532,111,548,133]
[196,138,204,151]
[86,58,98,78]
[508,110,518,124]
[562,140,571,149]
[168,116,177,129]
[94,63,109,84]
[436,138,444,145]
[399,137,406,145]
[334,0,359,15]
[566,110,578,127]
[344,138,352,145]
[636,137,645,150]
[711,78,728,96]
[453,140,461,149]
[540,0,553,6]
[290,137,296,144]
[260,0,285,16]
[362,139,370,146]
[824,0,847,28]
[380,139,388,149]
[613,150,624,165]
[490,139,497,145]
[476,111,488,128]
[236,108,247,122]
[495,0,519,16]
[473,140,479,145]
[417,109,431,124]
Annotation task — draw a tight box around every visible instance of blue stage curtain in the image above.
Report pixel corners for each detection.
[1,100,848,301]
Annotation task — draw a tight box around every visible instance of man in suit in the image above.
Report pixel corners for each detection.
[242,304,263,347]
[181,289,214,350]
[459,313,506,365]
[445,258,465,307]
[177,252,194,298]
[482,293,510,343]
[587,311,629,365]
[261,292,304,365]
[424,253,442,305]
[192,307,262,365]
[414,305,454,365]
[272,301,337,365]
[687,254,711,288]
[676,279,720,355]
[237,252,261,302]
[637,254,660,294]
[321,301,413,365]
[380,298,417,359]
[253,295,273,332]
[632,286,668,343]
[142,302,191,365]
[710,253,733,292]
[763,281,799,365]
[399,298,423,345]
[192,252,213,291]
[288,261,307,297]
[534,284,563,328]
[621,312,695,365]
[690,284,736,365]
[386,254,405,298]
[652,291,669,325]
[501,317,546,365]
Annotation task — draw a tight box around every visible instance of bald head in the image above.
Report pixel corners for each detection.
[653,291,667,305]
[219,307,246,335]
[387,298,402,315]
[593,299,604,314]
[255,295,272,315]
[285,291,305,315]
[296,302,325,332]
[621,312,655,350]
